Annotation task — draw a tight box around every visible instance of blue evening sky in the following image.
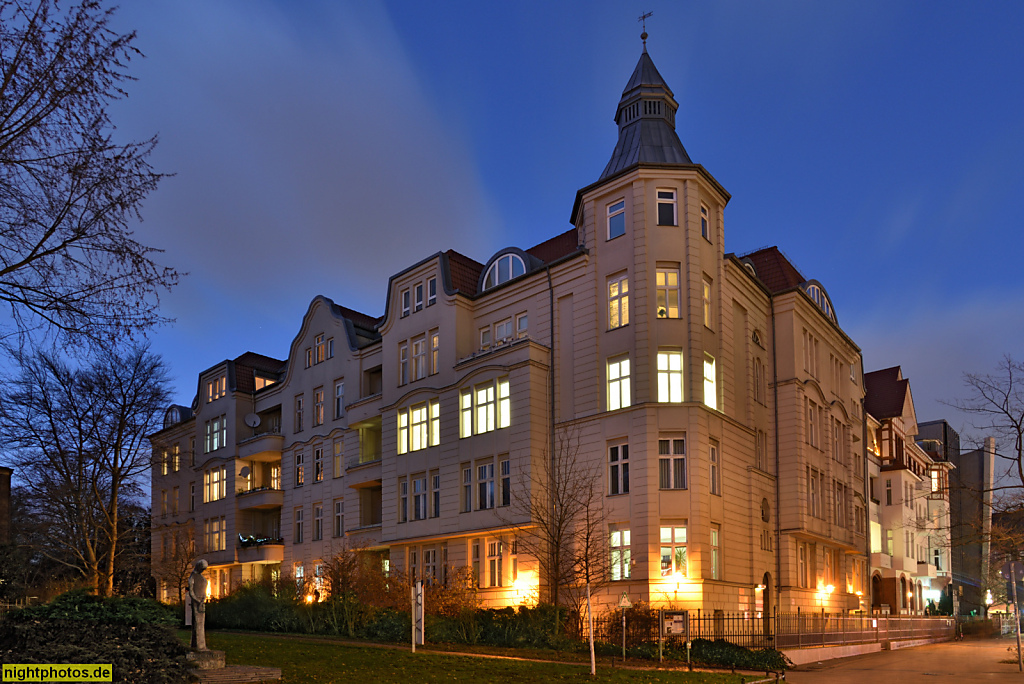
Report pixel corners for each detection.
[108,1,1023,452]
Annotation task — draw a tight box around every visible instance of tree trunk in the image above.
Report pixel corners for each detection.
[587,581,595,676]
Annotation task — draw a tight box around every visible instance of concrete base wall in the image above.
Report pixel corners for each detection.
[783,642,881,666]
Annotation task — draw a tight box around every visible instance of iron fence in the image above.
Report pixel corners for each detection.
[592,607,955,652]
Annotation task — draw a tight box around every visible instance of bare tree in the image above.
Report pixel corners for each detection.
[0,345,169,595]
[952,355,1024,514]
[151,524,195,603]
[504,425,608,641]
[0,0,178,343]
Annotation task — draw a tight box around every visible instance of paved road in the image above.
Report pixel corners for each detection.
[785,637,1021,683]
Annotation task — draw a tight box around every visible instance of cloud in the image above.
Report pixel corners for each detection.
[110,1,502,397]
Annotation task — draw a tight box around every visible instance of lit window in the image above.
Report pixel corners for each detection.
[610,529,631,580]
[703,276,713,328]
[430,399,440,446]
[700,204,709,240]
[607,356,631,411]
[703,354,717,410]
[206,375,227,402]
[397,411,409,455]
[607,200,625,239]
[315,334,325,364]
[657,189,677,226]
[608,274,629,329]
[657,351,683,403]
[313,388,324,427]
[656,268,680,318]
[609,442,629,495]
[411,404,428,451]
[658,437,686,489]
[204,415,227,453]
[314,447,324,482]
[333,439,343,478]
[295,452,305,487]
[709,441,720,495]
[430,331,440,374]
[483,254,526,290]
[459,378,509,436]
[305,348,312,368]
[660,526,687,576]
[710,525,721,579]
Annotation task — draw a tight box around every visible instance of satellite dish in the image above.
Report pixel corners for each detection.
[244,413,261,428]
[239,466,251,478]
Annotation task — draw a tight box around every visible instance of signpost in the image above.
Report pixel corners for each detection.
[618,592,631,662]
[659,610,688,664]
[411,580,424,652]
[1002,561,1024,673]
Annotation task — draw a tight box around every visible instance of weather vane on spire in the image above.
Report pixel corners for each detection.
[638,11,653,50]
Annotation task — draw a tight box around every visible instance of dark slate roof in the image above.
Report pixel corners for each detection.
[740,247,806,293]
[599,50,692,181]
[864,366,909,420]
[232,352,286,394]
[445,250,484,297]
[525,228,580,263]
[330,302,379,331]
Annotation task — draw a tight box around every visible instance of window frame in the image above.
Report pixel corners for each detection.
[607,199,626,240]
[427,277,437,306]
[657,350,684,403]
[401,288,410,317]
[655,267,680,319]
[658,437,687,490]
[700,203,710,241]
[608,442,630,496]
[607,273,629,329]
[709,441,720,496]
[703,354,717,410]
[660,525,688,577]
[607,355,631,411]
[656,188,677,226]
[610,528,631,580]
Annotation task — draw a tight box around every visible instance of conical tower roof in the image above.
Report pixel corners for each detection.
[599,49,692,181]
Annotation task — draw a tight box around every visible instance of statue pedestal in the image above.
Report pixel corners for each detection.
[187,650,226,670]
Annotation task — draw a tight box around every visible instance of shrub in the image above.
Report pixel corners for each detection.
[0,619,192,683]
[205,583,302,633]
[360,607,409,642]
[8,590,177,626]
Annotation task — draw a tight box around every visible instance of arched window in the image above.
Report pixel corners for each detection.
[164,406,181,429]
[483,254,526,290]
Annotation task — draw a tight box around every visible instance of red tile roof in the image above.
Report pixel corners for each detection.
[741,246,806,293]
[445,250,484,296]
[864,366,909,420]
[232,352,286,394]
[526,228,580,263]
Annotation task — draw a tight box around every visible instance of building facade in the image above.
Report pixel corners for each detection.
[150,46,944,616]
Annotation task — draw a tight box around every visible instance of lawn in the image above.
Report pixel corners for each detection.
[189,631,747,684]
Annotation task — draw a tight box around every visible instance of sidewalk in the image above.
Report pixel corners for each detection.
[785,636,1019,683]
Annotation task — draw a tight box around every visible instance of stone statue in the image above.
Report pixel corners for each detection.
[188,559,209,650]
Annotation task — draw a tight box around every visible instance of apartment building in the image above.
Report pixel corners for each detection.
[865,367,953,614]
[152,46,889,614]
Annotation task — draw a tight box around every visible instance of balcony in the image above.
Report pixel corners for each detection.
[238,429,284,461]
[914,561,937,579]
[237,540,284,564]
[236,486,283,510]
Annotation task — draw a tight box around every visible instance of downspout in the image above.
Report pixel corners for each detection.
[546,264,557,605]
[861,358,872,609]
[771,294,782,617]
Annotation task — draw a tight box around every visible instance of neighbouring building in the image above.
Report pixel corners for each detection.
[864,367,953,614]
[917,420,995,615]
[151,43,897,616]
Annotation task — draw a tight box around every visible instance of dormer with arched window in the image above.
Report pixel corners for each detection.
[482,253,526,290]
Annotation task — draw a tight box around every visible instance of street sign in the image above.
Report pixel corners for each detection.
[618,592,632,608]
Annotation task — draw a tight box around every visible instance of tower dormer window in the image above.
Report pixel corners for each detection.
[483,254,525,290]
